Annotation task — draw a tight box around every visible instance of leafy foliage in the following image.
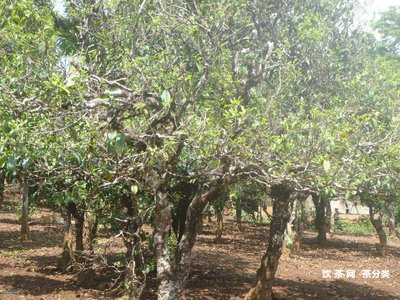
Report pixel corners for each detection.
[1,0,399,298]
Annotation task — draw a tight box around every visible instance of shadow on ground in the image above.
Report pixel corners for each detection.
[0,228,62,250]
[0,275,76,296]
[274,278,399,300]
[299,233,400,257]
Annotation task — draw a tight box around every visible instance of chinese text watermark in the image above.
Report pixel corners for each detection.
[322,269,390,279]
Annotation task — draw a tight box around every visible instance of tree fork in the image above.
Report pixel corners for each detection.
[155,180,228,300]
[369,206,387,257]
[173,182,226,298]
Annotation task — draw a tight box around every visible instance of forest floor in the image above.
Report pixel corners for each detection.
[1,191,400,299]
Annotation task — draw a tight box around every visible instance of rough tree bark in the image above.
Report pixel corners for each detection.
[122,193,139,261]
[235,197,243,231]
[172,196,191,243]
[120,192,146,299]
[298,197,307,233]
[68,203,85,252]
[0,171,5,208]
[369,205,387,257]
[214,195,226,243]
[83,210,97,251]
[173,182,226,298]
[286,199,301,252]
[293,198,303,251]
[286,199,297,237]
[325,199,333,234]
[154,188,175,300]
[312,193,327,245]
[58,206,74,270]
[75,219,84,252]
[296,193,309,236]
[20,182,30,241]
[245,183,293,300]
[386,202,396,237]
[215,208,224,242]
[155,180,227,300]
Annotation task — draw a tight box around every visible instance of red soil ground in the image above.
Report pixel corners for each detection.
[1,191,399,299]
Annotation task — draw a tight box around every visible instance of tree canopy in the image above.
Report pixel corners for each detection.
[0,0,399,299]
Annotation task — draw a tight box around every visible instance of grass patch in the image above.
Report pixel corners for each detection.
[334,219,375,236]
[2,201,19,212]
[241,211,270,223]
[0,247,34,258]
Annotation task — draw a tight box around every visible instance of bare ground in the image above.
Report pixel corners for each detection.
[182,220,400,299]
[1,193,399,299]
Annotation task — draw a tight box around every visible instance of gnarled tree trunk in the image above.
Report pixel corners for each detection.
[20,182,30,241]
[245,184,292,300]
[84,210,97,251]
[235,197,243,231]
[196,211,203,234]
[68,203,84,252]
[214,195,226,243]
[298,197,306,233]
[295,193,308,245]
[286,199,297,238]
[386,203,396,236]
[369,205,387,257]
[312,193,327,245]
[215,209,224,242]
[75,217,84,252]
[0,171,5,208]
[120,192,145,299]
[286,199,301,252]
[58,206,74,270]
[325,199,333,234]
[172,197,191,243]
[154,189,175,300]
[155,180,227,300]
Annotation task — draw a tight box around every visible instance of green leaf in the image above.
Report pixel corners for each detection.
[72,153,82,166]
[104,170,113,181]
[0,155,7,168]
[22,157,30,170]
[107,131,117,141]
[161,90,172,107]
[131,185,138,195]
[115,133,126,155]
[323,160,331,172]
[6,156,16,172]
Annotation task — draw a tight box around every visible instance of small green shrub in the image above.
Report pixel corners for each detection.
[3,201,18,212]
[284,234,293,249]
[334,219,375,236]
[16,201,37,221]
[168,232,177,260]
[300,210,316,231]
[241,210,270,223]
